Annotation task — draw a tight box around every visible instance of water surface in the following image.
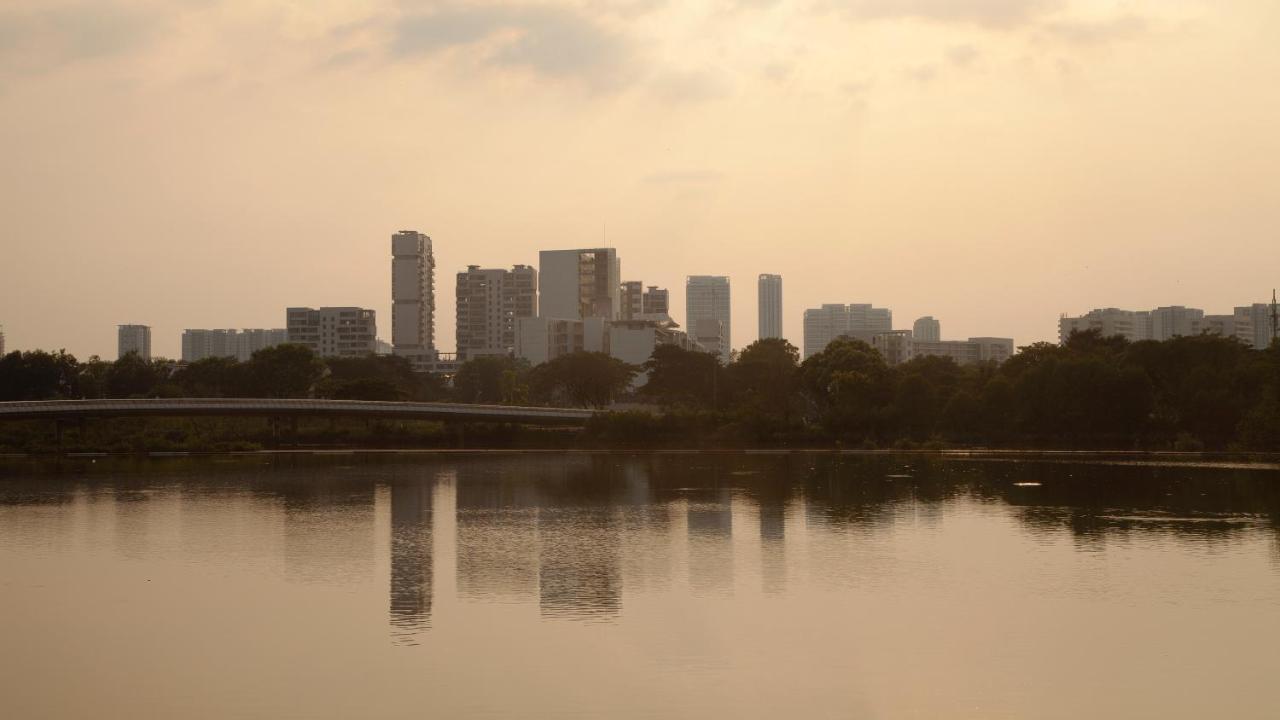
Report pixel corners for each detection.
[2,453,1278,719]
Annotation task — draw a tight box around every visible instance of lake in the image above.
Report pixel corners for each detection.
[2,452,1278,718]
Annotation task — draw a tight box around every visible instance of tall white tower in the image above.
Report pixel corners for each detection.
[391,230,435,356]
[757,274,782,341]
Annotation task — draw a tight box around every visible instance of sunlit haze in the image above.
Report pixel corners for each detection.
[2,0,1278,358]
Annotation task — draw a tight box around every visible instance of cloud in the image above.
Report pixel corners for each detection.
[947,44,978,67]
[1041,15,1148,46]
[390,4,638,90]
[0,3,160,73]
[829,0,1062,29]
[650,69,731,102]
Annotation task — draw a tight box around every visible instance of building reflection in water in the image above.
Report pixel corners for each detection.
[455,464,541,603]
[686,480,734,596]
[389,480,434,639]
[536,457,622,620]
[373,453,1280,638]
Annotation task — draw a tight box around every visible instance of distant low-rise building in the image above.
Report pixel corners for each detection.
[1060,302,1277,348]
[873,331,1014,367]
[515,316,702,385]
[286,307,376,358]
[913,316,941,343]
[118,324,152,360]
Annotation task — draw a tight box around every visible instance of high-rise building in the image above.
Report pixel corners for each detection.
[456,264,538,360]
[1150,306,1205,341]
[118,324,152,360]
[236,329,289,361]
[1237,303,1278,349]
[802,304,892,359]
[286,307,376,358]
[0,324,5,356]
[539,248,620,321]
[686,275,731,360]
[1058,308,1152,344]
[642,286,669,318]
[391,230,435,356]
[182,328,288,362]
[757,274,782,341]
[913,316,941,343]
[620,281,644,321]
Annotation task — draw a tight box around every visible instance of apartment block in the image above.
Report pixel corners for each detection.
[391,230,435,355]
[456,264,538,360]
[802,304,892,359]
[118,324,152,360]
[286,307,376,358]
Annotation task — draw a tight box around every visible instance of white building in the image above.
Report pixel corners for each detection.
[516,316,700,387]
[1237,303,1277,349]
[515,316,609,365]
[1150,306,1205,341]
[1058,308,1152,344]
[286,307,376,358]
[873,332,1014,367]
[802,304,892,359]
[913,316,941,343]
[686,275,731,360]
[539,248,620,321]
[392,230,435,361]
[456,264,538,360]
[118,324,152,360]
[237,329,289,361]
[1202,312,1254,346]
[758,274,782,341]
[182,328,288,362]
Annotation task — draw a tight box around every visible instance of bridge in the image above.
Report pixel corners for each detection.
[0,398,596,426]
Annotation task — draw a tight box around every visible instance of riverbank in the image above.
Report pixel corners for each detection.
[4,446,1280,470]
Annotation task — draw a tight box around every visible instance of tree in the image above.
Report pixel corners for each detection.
[241,344,325,398]
[105,352,164,398]
[529,352,636,408]
[0,350,80,400]
[319,355,446,401]
[798,338,891,438]
[173,356,244,397]
[728,338,800,422]
[453,356,530,404]
[639,344,724,408]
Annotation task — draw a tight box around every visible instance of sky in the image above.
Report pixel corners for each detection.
[1,0,1278,359]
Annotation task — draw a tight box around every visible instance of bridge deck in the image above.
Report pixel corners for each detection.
[0,399,594,426]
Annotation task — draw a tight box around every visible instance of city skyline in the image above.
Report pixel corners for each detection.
[3,2,1279,359]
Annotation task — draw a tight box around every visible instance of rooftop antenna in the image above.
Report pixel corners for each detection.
[1272,289,1278,347]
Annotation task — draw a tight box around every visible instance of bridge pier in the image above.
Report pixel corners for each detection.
[53,419,63,454]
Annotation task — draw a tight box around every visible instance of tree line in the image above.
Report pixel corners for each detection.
[3,328,1280,450]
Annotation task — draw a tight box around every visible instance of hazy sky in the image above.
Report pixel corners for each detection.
[2,0,1278,359]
